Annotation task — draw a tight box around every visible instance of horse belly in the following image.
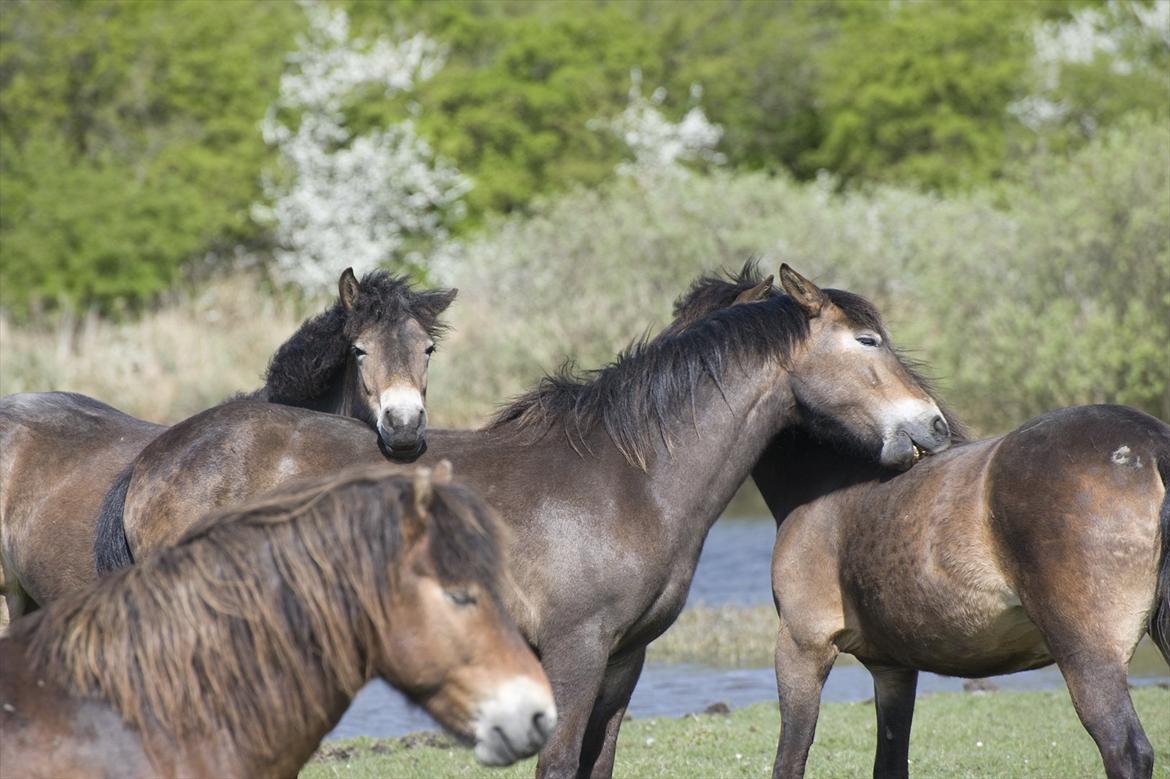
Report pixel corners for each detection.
[845,571,1054,677]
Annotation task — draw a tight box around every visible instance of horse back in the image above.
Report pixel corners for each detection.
[120,401,379,557]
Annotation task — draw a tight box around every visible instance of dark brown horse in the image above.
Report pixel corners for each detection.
[0,268,454,617]
[669,267,1170,779]
[98,264,951,778]
[1,463,556,778]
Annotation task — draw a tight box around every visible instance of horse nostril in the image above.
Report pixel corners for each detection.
[932,415,949,439]
[532,711,549,739]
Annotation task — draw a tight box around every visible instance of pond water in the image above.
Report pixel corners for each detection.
[327,517,1170,741]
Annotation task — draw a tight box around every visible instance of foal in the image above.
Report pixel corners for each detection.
[1,463,556,778]
[0,268,455,615]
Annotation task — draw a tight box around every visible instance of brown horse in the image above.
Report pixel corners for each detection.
[97,264,952,778]
[1,462,556,778]
[668,267,1170,779]
[0,268,455,617]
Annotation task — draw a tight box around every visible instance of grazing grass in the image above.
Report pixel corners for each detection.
[301,686,1170,779]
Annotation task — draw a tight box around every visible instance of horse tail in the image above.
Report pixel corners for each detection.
[94,465,135,575]
[1151,449,1170,665]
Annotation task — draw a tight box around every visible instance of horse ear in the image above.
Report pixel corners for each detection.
[339,268,360,312]
[733,274,773,305]
[432,459,453,485]
[779,264,826,317]
[403,466,434,546]
[425,288,458,317]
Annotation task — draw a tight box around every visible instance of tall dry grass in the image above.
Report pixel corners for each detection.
[0,277,302,424]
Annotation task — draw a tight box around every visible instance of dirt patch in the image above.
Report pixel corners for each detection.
[312,745,353,762]
[311,732,458,763]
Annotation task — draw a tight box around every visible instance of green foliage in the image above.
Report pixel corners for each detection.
[0,0,302,314]
[810,0,1033,189]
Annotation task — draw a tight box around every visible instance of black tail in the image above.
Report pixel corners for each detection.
[1151,453,1170,665]
[94,465,135,574]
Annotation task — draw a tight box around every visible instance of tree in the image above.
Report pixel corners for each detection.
[252,1,469,294]
[0,0,301,314]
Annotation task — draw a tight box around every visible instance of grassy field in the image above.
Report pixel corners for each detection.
[301,687,1170,779]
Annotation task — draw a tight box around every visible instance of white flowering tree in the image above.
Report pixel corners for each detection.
[595,68,725,182]
[253,0,470,293]
[1011,0,1170,136]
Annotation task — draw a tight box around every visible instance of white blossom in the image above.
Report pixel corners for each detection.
[254,0,469,293]
[1012,0,1170,132]
[594,68,725,182]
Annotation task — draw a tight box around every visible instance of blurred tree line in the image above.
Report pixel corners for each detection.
[2,0,1166,314]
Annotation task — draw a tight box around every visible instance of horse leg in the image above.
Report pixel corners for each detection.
[1054,652,1153,779]
[534,631,611,779]
[864,664,918,779]
[578,647,646,779]
[772,620,837,779]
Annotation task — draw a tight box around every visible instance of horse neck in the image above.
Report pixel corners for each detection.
[308,355,373,425]
[239,686,353,778]
[640,357,796,541]
[752,433,885,528]
[224,575,373,774]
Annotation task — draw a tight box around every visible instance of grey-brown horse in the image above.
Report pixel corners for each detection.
[3,463,556,778]
[669,266,1170,779]
[0,268,454,617]
[97,264,951,778]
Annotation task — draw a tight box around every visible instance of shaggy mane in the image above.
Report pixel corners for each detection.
[488,267,820,469]
[252,271,454,405]
[12,464,502,761]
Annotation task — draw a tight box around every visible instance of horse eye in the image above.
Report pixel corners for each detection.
[856,334,881,348]
[351,346,367,359]
[425,344,436,356]
[445,589,477,607]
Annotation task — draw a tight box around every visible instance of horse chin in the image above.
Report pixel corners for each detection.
[878,432,917,471]
[378,436,427,462]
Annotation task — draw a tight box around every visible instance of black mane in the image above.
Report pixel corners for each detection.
[253,271,453,405]
[489,285,813,469]
[490,262,966,469]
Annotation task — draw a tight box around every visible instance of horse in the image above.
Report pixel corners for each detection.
[0,268,455,618]
[96,263,952,778]
[667,266,1170,779]
[1,462,556,778]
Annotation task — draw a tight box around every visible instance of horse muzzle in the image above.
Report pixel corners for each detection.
[880,413,951,471]
[378,398,428,458]
[472,677,558,766]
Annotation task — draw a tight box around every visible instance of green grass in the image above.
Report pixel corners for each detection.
[301,687,1170,779]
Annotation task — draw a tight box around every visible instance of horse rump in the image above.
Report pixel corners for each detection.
[1151,451,1170,665]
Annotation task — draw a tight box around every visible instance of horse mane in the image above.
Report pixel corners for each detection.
[668,260,968,442]
[488,269,820,469]
[252,271,454,404]
[11,464,502,760]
